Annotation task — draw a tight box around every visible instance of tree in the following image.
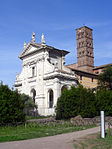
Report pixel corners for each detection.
[56,85,96,120]
[0,82,25,124]
[98,65,112,90]
[96,89,112,116]
[75,85,96,118]
[20,93,38,115]
[56,86,77,120]
[95,65,112,116]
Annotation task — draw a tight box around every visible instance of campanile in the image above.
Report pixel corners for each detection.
[76,26,94,72]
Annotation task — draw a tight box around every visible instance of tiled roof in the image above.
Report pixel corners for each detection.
[93,63,112,70]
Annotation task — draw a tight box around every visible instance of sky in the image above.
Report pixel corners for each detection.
[0,0,112,87]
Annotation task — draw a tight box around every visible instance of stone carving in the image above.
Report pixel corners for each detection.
[32,32,35,42]
[16,72,19,80]
[24,42,27,48]
[41,33,45,44]
[54,61,58,71]
[22,56,45,67]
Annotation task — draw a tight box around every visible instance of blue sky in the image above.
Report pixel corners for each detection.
[0,0,112,87]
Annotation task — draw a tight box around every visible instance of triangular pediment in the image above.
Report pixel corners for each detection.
[19,41,69,59]
[19,42,43,59]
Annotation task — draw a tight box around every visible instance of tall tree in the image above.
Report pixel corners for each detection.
[0,82,25,124]
[98,65,112,90]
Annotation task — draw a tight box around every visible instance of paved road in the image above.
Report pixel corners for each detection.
[0,126,101,149]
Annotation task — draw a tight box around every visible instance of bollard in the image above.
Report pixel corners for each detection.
[101,111,105,138]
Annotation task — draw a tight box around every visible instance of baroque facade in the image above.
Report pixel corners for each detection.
[15,33,77,116]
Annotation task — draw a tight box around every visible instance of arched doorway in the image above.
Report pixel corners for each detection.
[48,89,53,108]
[61,85,67,93]
[31,88,36,103]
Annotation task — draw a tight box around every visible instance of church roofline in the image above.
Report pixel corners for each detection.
[68,67,98,77]
[47,46,69,56]
[19,41,69,59]
[66,63,77,66]
[93,63,112,70]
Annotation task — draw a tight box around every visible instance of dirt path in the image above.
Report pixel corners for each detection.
[0,126,101,149]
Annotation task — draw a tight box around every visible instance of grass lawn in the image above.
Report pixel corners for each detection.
[0,122,95,142]
[74,129,112,149]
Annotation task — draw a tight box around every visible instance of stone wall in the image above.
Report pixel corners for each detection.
[70,115,112,126]
[27,115,112,126]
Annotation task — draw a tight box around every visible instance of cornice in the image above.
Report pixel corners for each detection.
[44,71,77,81]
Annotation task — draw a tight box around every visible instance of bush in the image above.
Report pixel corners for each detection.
[97,65,112,90]
[20,93,38,115]
[0,82,25,124]
[56,85,96,120]
[96,89,112,116]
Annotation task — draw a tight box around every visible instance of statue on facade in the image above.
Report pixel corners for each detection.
[32,32,35,42]
[41,33,45,44]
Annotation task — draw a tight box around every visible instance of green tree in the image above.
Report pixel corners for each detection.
[0,82,25,124]
[20,93,38,115]
[56,85,96,120]
[96,89,112,116]
[98,65,112,90]
[56,86,77,120]
[75,85,96,118]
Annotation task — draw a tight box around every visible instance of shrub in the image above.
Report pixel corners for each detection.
[96,89,112,116]
[97,65,112,90]
[20,93,38,115]
[0,82,25,124]
[56,85,96,120]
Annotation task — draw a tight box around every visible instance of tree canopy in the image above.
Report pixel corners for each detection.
[0,82,37,125]
[20,93,38,115]
[0,82,25,124]
[96,89,112,116]
[56,85,96,120]
[56,82,112,120]
[98,65,112,90]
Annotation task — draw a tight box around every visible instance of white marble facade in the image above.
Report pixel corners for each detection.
[15,33,78,116]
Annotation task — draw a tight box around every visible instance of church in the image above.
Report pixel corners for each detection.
[15,32,78,116]
[15,26,104,116]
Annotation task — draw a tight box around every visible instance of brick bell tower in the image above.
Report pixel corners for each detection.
[76,26,94,73]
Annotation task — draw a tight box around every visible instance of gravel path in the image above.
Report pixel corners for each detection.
[0,126,101,149]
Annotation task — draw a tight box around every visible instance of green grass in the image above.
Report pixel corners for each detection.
[79,142,88,148]
[0,122,95,142]
[93,134,112,149]
[74,129,112,149]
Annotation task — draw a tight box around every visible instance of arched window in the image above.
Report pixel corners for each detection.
[48,89,53,108]
[31,88,36,103]
[61,85,67,93]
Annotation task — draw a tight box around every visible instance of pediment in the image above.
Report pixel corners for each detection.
[19,42,42,59]
[25,46,37,54]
